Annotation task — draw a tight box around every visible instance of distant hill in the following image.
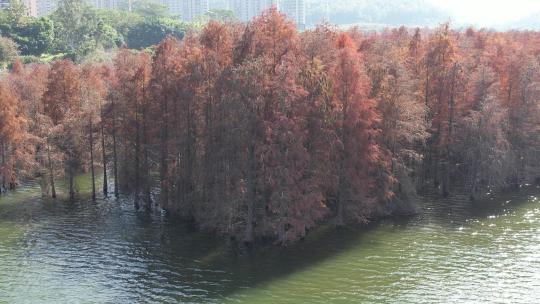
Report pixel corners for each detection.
[306,0,451,28]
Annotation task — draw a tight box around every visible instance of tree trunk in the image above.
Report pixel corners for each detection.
[143,144,151,211]
[336,101,348,227]
[142,112,151,211]
[1,141,5,192]
[101,118,108,197]
[159,99,169,209]
[90,120,96,201]
[183,100,196,217]
[69,164,75,200]
[336,168,346,227]
[470,169,478,201]
[442,65,457,198]
[112,99,119,198]
[244,142,256,244]
[134,108,141,210]
[441,160,450,198]
[47,143,56,198]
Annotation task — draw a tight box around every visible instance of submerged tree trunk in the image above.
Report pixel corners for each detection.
[441,160,450,198]
[47,143,56,199]
[1,141,5,192]
[134,111,141,210]
[143,143,151,211]
[101,113,108,197]
[336,137,347,227]
[90,119,96,201]
[336,100,349,228]
[112,99,119,199]
[68,164,75,200]
[244,142,256,244]
[142,111,151,211]
[442,65,458,198]
[335,171,346,227]
[159,98,169,209]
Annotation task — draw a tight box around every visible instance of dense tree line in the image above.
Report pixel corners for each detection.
[1,10,539,244]
[0,0,190,63]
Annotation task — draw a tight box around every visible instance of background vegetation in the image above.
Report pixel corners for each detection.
[0,0,195,64]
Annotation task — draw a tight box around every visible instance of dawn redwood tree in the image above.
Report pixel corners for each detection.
[80,64,110,201]
[192,21,238,230]
[5,60,48,194]
[0,79,32,191]
[150,36,211,215]
[104,64,121,198]
[423,24,463,196]
[332,33,384,226]
[42,60,83,200]
[98,65,115,197]
[16,64,60,198]
[227,8,330,243]
[223,58,266,243]
[150,38,183,211]
[506,56,540,186]
[299,25,345,219]
[455,63,511,199]
[169,36,205,218]
[114,50,152,209]
[255,9,329,243]
[366,39,429,201]
[298,59,336,219]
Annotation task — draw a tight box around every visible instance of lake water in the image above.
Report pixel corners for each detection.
[0,179,539,303]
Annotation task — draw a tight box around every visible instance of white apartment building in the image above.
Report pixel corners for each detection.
[37,0,56,16]
[179,0,210,22]
[0,0,38,17]
[229,0,305,29]
[280,0,305,29]
[229,0,277,22]
[160,0,181,16]
[209,0,228,10]
[89,0,122,10]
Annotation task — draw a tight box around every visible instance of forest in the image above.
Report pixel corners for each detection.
[0,0,208,65]
[1,9,539,245]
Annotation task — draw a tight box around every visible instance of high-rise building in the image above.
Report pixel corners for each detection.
[37,0,57,16]
[37,0,117,17]
[209,0,228,10]
[26,0,37,16]
[0,0,38,17]
[179,0,210,22]
[228,0,305,29]
[230,0,277,23]
[280,0,305,29]
[89,0,121,10]
[159,0,181,16]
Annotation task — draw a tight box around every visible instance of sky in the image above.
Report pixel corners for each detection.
[428,0,540,27]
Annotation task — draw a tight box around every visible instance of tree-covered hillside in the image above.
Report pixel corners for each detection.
[306,0,450,27]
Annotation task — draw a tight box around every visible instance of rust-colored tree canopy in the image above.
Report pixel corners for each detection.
[1,10,539,244]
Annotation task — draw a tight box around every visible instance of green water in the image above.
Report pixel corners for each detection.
[0,179,539,303]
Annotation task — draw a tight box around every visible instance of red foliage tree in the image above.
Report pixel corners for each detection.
[42,60,83,199]
[332,33,384,225]
[0,79,32,191]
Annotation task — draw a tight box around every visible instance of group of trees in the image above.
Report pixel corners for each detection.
[0,0,189,63]
[1,9,539,244]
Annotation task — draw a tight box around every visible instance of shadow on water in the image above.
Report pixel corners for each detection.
[0,176,539,303]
